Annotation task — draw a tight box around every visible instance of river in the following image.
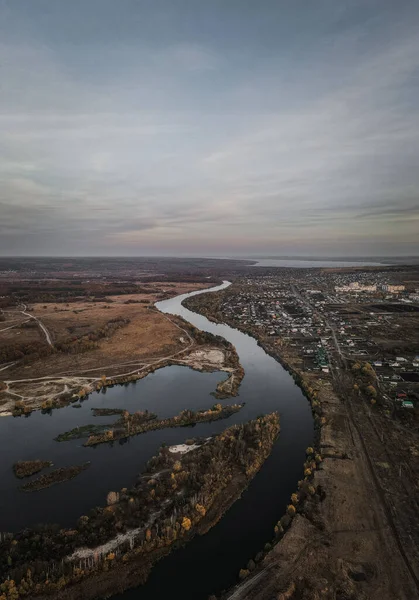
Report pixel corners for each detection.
[0,281,313,599]
[115,281,314,599]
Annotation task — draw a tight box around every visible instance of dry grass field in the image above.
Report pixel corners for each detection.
[0,281,211,413]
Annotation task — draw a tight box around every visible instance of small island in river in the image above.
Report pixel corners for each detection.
[0,413,279,599]
[13,460,53,479]
[55,403,244,446]
[20,463,91,492]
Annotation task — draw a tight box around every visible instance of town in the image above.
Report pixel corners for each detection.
[183,264,419,599]
[213,270,419,416]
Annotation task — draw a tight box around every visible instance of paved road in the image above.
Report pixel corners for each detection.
[290,285,345,368]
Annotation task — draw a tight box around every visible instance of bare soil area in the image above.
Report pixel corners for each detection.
[225,362,419,600]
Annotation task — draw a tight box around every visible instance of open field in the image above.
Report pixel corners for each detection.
[0,281,216,414]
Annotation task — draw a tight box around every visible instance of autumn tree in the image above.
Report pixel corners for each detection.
[366,385,377,398]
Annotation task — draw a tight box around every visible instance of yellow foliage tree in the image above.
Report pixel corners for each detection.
[366,385,377,398]
[195,503,206,517]
[181,517,192,531]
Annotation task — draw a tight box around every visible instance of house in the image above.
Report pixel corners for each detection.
[401,400,414,409]
[381,284,405,293]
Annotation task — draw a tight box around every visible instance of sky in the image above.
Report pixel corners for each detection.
[0,0,418,257]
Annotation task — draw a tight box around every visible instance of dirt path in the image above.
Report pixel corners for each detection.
[1,311,201,409]
[0,319,31,333]
[20,303,54,347]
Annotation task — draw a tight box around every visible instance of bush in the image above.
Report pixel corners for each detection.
[247,559,255,572]
[366,385,377,398]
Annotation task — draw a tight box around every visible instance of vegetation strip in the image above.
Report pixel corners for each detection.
[13,460,53,479]
[84,404,244,446]
[91,407,125,416]
[55,404,244,446]
[20,463,91,492]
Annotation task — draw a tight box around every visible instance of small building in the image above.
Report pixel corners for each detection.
[381,284,405,293]
[401,401,414,409]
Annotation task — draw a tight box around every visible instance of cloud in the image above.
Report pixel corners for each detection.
[0,1,418,256]
[152,43,219,72]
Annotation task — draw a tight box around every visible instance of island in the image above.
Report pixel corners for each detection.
[20,463,91,492]
[13,460,53,479]
[0,413,279,599]
[55,403,245,446]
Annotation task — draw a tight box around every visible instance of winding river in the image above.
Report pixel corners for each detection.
[0,281,313,600]
[116,281,314,599]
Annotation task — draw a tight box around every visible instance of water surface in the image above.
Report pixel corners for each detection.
[249,258,387,268]
[116,281,314,599]
[0,281,314,600]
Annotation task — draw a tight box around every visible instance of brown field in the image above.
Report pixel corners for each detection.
[0,281,211,413]
[0,311,44,345]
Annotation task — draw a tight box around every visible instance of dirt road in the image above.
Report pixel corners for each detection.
[20,303,54,347]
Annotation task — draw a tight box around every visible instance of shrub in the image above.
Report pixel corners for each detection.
[247,559,256,571]
[366,385,377,398]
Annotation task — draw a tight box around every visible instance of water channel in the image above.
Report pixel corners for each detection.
[0,281,314,599]
[117,281,314,599]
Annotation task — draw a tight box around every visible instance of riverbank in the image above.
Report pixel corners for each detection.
[185,286,419,600]
[4,312,243,418]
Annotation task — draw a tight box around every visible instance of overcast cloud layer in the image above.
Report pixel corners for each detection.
[1,0,418,257]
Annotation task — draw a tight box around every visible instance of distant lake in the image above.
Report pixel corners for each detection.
[249,258,387,268]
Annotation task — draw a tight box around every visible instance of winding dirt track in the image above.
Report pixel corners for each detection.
[20,303,54,347]
[2,310,200,408]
